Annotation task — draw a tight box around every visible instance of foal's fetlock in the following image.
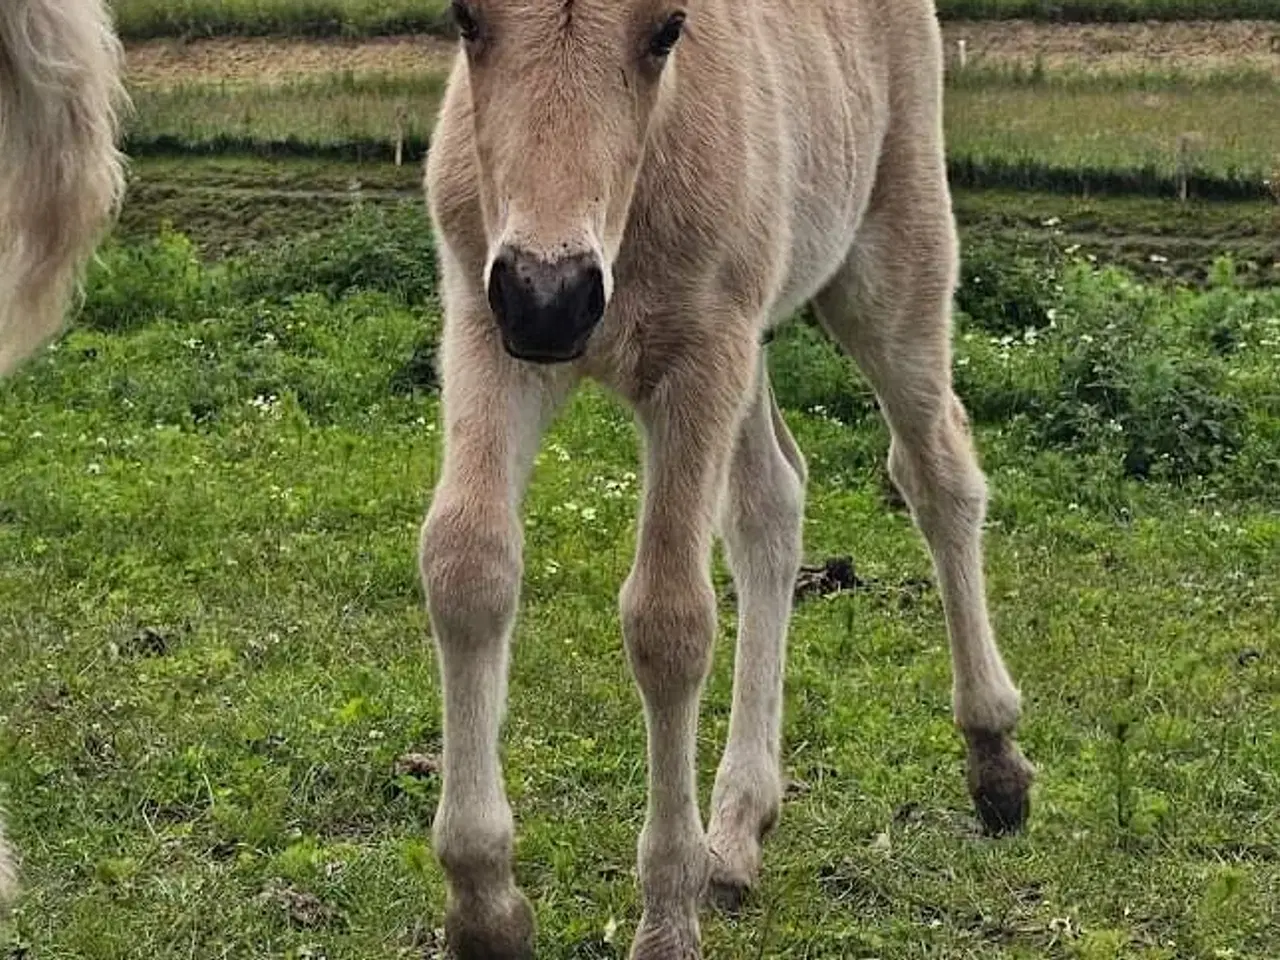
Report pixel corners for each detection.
[444,886,536,960]
[964,730,1034,836]
[705,848,757,915]
[705,779,780,913]
[705,830,768,914]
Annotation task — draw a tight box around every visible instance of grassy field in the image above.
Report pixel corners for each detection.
[6,5,1280,956]
[127,75,442,156]
[109,157,1280,287]
[120,69,1280,201]
[946,71,1280,196]
[107,0,1280,39]
[0,208,1277,958]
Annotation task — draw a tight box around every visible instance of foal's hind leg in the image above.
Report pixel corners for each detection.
[420,302,578,959]
[814,209,1034,834]
[706,361,805,910]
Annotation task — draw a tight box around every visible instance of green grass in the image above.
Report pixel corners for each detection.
[126,75,444,156]
[946,77,1280,192]
[0,210,1278,958]
[107,0,1280,39]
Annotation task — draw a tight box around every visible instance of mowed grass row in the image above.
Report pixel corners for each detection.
[107,0,1280,39]
[945,75,1280,197]
[123,71,1280,198]
[1,205,1277,957]
[126,75,444,155]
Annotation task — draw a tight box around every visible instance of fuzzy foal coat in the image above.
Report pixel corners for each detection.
[423,1,1032,958]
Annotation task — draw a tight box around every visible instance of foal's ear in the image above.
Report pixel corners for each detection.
[450,0,481,43]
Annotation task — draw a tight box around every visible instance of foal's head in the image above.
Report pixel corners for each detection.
[449,0,688,362]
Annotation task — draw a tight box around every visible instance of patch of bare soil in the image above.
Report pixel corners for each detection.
[125,34,456,88]
[941,19,1280,76]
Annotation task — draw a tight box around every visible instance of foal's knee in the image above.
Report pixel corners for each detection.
[620,567,718,700]
[420,498,521,645]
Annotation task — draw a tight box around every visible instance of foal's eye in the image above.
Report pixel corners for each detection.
[451,0,481,42]
[648,11,686,59]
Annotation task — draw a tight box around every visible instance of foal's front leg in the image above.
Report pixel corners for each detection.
[420,316,576,960]
[622,350,756,960]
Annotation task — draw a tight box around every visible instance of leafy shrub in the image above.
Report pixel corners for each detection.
[230,202,439,306]
[956,233,1063,336]
[768,252,1275,488]
[82,226,229,331]
[79,203,438,337]
[955,261,1263,482]
[67,219,1279,495]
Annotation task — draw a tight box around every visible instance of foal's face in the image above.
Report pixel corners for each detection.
[451,0,687,363]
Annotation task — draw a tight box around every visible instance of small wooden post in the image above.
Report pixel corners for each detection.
[1177,133,1191,203]
[957,39,967,70]
[394,104,408,167]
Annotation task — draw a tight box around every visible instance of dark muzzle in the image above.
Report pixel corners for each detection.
[487,246,606,364]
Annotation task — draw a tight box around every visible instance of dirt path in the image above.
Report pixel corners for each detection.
[941,19,1280,75]
[125,20,1280,87]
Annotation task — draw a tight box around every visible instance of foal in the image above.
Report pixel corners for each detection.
[0,0,128,904]
[421,0,1034,956]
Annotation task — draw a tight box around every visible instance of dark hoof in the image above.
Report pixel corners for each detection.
[965,731,1034,836]
[705,876,749,915]
[445,889,535,960]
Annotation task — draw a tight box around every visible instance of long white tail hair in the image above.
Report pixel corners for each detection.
[0,0,128,908]
[0,0,128,379]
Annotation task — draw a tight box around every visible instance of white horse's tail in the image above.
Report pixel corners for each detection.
[0,0,129,378]
[0,0,127,908]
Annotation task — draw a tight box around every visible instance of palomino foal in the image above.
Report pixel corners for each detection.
[421,0,1034,956]
[0,0,128,907]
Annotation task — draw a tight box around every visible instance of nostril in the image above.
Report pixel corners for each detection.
[578,264,606,326]
[486,250,514,322]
